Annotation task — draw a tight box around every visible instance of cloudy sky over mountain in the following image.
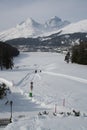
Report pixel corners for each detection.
[0,0,87,31]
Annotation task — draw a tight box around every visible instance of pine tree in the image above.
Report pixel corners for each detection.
[0,41,16,70]
[71,41,87,65]
[0,83,7,99]
[3,50,14,69]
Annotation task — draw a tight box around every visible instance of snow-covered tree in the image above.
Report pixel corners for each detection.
[0,83,10,99]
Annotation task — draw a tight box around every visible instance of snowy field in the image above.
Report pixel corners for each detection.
[0,52,87,130]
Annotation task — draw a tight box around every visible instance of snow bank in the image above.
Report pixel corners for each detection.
[0,78,13,89]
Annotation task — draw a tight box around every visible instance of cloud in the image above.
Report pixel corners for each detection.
[0,0,87,31]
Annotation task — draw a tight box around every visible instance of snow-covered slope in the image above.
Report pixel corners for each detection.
[0,18,44,41]
[44,16,70,30]
[0,16,70,41]
[0,52,87,130]
[60,19,87,35]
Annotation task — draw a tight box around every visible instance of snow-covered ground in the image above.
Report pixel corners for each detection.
[0,52,87,130]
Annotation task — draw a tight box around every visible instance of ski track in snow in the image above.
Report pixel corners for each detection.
[14,65,87,113]
[1,69,87,90]
[0,67,87,110]
[1,67,87,109]
[16,71,34,86]
[12,66,87,111]
[43,71,87,84]
[0,70,87,118]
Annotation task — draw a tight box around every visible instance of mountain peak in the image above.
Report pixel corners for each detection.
[25,17,38,25]
[0,16,70,41]
[46,16,62,26]
[45,16,69,29]
[25,17,33,24]
[18,17,39,27]
[50,16,61,22]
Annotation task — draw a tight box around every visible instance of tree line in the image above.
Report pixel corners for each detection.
[0,41,19,70]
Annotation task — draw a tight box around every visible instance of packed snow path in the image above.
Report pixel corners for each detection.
[13,55,87,111]
[43,71,87,84]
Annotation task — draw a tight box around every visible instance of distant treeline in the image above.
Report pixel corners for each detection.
[6,32,87,47]
[0,41,19,70]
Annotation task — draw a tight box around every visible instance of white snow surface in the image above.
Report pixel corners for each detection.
[0,52,87,130]
[41,19,87,38]
[60,19,87,34]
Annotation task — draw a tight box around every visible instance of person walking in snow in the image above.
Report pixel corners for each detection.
[64,51,70,63]
[30,82,33,91]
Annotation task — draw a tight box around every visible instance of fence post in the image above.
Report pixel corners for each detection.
[55,104,57,113]
[10,101,13,122]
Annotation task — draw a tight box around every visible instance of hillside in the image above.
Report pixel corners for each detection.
[60,19,87,35]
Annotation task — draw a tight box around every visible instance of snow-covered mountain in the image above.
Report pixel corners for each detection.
[60,19,87,35]
[0,18,44,41]
[44,16,70,30]
[0,17,87,43]
[5,19,87,51]
[0,16,70,41]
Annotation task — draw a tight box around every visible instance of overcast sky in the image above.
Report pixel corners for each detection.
[0,0,87,31]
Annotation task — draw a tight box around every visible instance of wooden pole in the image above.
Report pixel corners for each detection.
[10,101,13,122]
[55,104,57,113]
